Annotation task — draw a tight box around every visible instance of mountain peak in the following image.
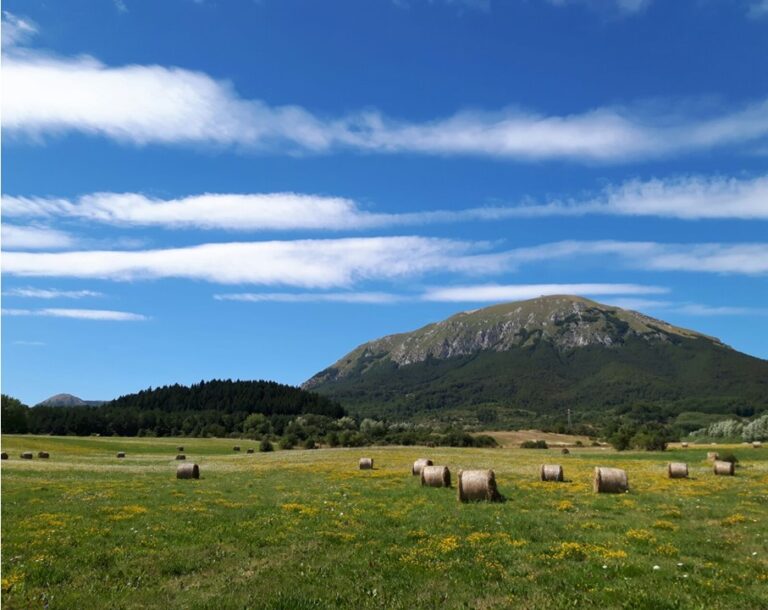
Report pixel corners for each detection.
[35,393,104,407]
[301,296,767,423]
[304,295,721,389]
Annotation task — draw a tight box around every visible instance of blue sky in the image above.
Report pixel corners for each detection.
[2,0,767,405]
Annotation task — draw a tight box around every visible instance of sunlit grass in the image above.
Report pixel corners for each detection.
[2,435,767,609]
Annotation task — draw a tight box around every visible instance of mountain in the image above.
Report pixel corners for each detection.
[304,296,768,427]
[35,393,104,407]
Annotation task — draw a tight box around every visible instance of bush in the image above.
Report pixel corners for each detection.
[718,452,739,464]
[303,438,316,450]
[279,435,297,450]
[520,440,548,449]
[325,431,339,447]
[575,440,584,447]
[259,438,274,452]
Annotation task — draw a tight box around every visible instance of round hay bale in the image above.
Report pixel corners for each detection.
[1,452,8,460]
[561,447,570,455]
[175,454,186,460]
[713,460,735,476]
[233,446,241,452]
[116,452,126,458]
[21,452,33,459]
[412,458,433,476]
[246,448,255,454]
[667,462,688,478]
[359,457,373,470]
[540,464,564,482]
[457,469,501,502]
[420,465,451,488]
[753,441,762,449]
[177,446,184,452]
[681,442,689,448]
[37,451,50,459]
[176,463,200,479]
[706,451,719,461]
[593,467,629,493]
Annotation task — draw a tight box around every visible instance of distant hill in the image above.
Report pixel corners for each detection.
[35,393,105,407]
[304,296,768,427]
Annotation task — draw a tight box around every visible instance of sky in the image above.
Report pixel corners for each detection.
[1,0,767,406]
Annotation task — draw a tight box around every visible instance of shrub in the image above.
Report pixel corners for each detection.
[259,438,274,452]
[718,452,739,464]
[303,438,316,450]
[325,431,339,447]
[520,440,548,449]
[279,435,297,450]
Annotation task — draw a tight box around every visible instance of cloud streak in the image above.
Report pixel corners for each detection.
[214,292,404,304]
[5,175,766,236]
[1,237,505,287]
[2,287,104,299]
[1,224,78,250]
[1,308,148,321]
[3,239,766,290]
[420,282,668,302]
[4,33,767,162]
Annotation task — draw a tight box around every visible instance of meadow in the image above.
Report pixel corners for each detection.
[1,435,766,609]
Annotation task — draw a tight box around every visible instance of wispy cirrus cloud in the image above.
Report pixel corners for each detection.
[420,282,668,302]
[5,175,766,234]
[1,11,37,49]
[603,298,768,317]
[216,283,665,304]
[214,292,404,304]
[2,287,104,299]
[3,11,767,163]
[1,237,506,288]
[3,239,766,290]
[1,224,78,250]
[1,308,147,321]
[213,286,766,318]
[504,240,768,274]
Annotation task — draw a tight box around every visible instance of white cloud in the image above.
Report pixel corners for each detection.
[6,175,766,235]
[1,237,505,287]
[481,174,768,220]
[673,303,768,316]
[603,298,768,317]
[503,240,768,275]
[3,239,765,290]
[1,224,77,250]
[3,39,768,161]
[2,308,147,321]
[2,287,103,299]
[13,340,46,346]
[421,283,668,302]
[214,292,403,304]
[1,11,37,49]
[581,175,768,220]
[2,192,379,230]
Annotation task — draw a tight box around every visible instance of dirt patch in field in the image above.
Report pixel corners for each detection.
[477,430,595,448]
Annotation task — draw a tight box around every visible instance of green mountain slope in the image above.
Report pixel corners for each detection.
[303,296,768,425]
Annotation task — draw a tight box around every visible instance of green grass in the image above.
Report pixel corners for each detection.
[2,435,767,609]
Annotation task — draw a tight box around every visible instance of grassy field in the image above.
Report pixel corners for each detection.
[1,435,767,609]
